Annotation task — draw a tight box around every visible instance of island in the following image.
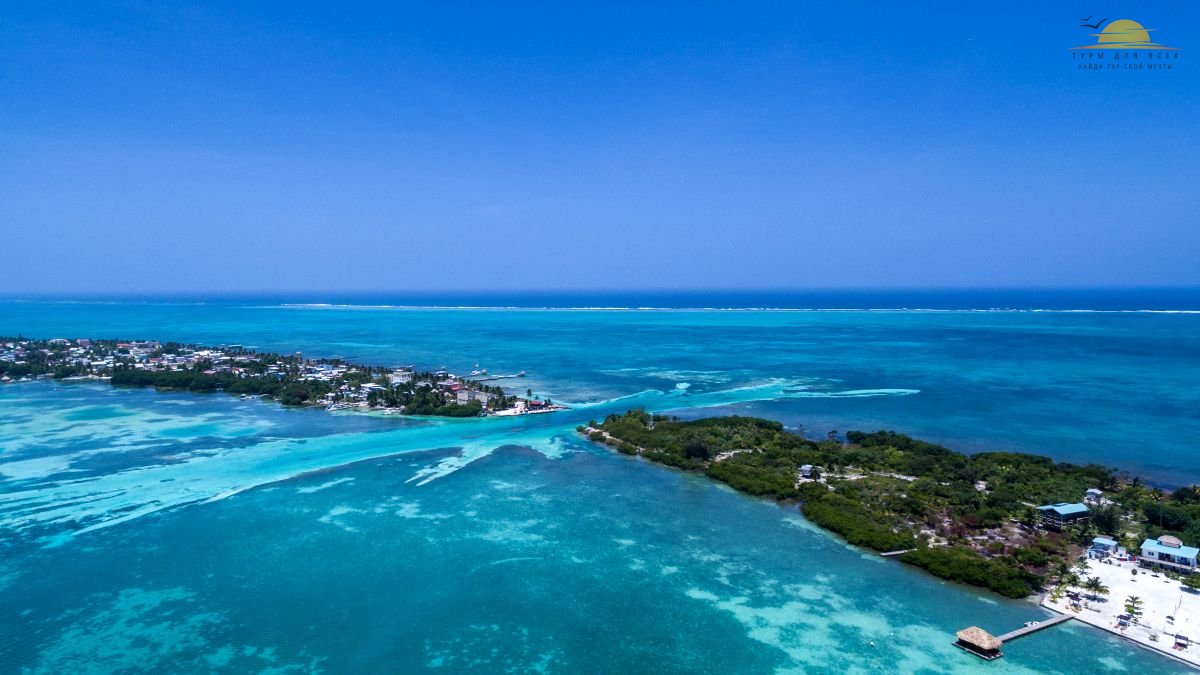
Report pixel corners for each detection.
[0,336,566,417]
[580,410,1200,606]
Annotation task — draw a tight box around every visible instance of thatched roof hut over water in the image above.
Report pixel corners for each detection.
[954,626,1003,660]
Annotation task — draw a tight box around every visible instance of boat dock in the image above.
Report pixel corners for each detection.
[995,614,1074,642]
[954,614,1074,660]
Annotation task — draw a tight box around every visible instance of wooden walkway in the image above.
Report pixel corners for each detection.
[996,614,1074,642]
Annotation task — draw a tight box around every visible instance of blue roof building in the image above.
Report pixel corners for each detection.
[1140,536,1199,573]
[1088,536,1119,558]
[1037,502,1089,531]
[1041,503,1089,516]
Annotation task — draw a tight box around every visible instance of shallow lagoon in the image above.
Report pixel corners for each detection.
[0,385,1190,673]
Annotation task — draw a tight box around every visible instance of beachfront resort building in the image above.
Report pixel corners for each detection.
[1139,535,1199,574]
[1036,503,1089,531]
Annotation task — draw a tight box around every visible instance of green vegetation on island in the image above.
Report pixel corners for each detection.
[583,410,1198,599]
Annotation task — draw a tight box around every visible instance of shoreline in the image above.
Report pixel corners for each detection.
[1,335,567,420]
[11,375,570,421]
[579,413,1200,670]
[1042,599,1200,669]
[1040,558,1200,669]
[1039,601,1200,670]
[578,422,1060,603]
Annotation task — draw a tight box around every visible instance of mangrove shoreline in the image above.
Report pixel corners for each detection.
[580,410,1200,602]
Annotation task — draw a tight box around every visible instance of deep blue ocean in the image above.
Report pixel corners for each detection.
[2,292,1199,673]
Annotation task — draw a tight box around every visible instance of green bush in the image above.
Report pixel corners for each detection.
[901,547,1035,598]
[801,494,916,552]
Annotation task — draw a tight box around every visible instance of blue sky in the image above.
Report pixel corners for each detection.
[1,2,1197,293]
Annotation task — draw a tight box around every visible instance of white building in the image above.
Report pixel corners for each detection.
[456,390,494,405]
[1140,535,1199,574]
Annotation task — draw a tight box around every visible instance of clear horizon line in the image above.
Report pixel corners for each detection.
[4,284,1200,299]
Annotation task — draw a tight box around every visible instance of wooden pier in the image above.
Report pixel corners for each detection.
[995,614,1074,642]
[954,614,1074,660]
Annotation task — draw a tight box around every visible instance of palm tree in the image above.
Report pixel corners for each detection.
[1125,595,1144,619]
[1084,576,1110,602]
[1147,488,1167,529]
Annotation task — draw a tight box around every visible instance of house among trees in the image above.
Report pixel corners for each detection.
[1139,535,1199,574]
[1036,502,1089,531]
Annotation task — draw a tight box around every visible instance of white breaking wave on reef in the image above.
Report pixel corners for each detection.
[561,380,917,411]
[274,303,1200,314]
[789,388,920,398]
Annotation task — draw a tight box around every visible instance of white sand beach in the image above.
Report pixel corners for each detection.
[1042,558,1200,668]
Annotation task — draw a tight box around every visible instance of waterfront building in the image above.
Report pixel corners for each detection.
[954,626,1002,660]
[1036,503,1089,531]
[457,389,495,405]
[1139,536,1199,574]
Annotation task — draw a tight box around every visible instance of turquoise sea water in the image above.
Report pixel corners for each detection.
[2,299,1199,673]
